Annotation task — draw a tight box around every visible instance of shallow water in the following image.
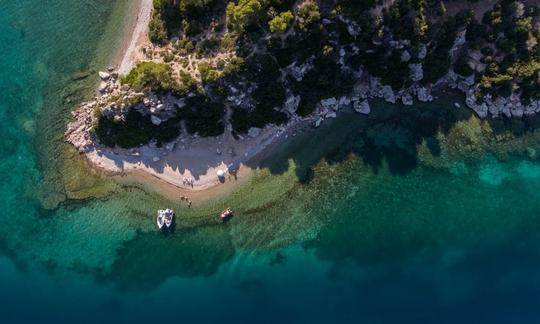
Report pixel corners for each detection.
[3,1,540,323]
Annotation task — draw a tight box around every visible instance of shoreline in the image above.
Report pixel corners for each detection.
[66,0,540,199]
[116,0,152,75]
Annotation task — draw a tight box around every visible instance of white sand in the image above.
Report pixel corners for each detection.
[117,0,152,75]
[85,120,306,192]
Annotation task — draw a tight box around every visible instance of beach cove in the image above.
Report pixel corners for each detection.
[3,0,540,323]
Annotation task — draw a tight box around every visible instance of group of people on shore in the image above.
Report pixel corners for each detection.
[182,177,194,187]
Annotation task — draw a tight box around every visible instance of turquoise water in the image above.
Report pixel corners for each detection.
[3,1,540,323]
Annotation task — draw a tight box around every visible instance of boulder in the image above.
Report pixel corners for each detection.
[152,156,160,162]
[338,96,351,108]
[150,115,162,126]
[417,43,427,60]
[284,95,300,113]
[98,81,108,93]
[353,100,370,114]
[248,127,262,138]
[381,86,396,104]
[401,94,413,106]
[314,117,324,127]
[320,97,337,110]
[417,87,432,102]
[401,50,411,62]
[98,71,110,80]
[409,63,423,82]
[473,103,489,119]
[325,111,337,118]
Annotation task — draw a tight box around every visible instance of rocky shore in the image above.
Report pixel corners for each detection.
[65,0,540,192]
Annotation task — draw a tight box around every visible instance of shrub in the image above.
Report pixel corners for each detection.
[226,0,264,33]
[198,62,220,83]
[297,1,320,31]
[121,62,177,93]
[148,13,167,44]
[268,11,294,33]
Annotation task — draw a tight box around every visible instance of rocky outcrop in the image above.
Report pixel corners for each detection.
[353,99,370,114]
[409,63,423,82]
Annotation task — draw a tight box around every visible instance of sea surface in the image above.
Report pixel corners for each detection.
[2,1,540,323]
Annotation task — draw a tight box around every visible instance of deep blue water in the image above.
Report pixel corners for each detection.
[2,1,540,323]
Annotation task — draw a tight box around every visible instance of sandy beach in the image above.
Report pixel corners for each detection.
[117,0,152,75]
[74,0,311,196]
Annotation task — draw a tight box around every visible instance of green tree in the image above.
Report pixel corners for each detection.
[121,62,177,92]
[268,11,294,33]
[148,12,167,44]
[297,1,320,31]
[226,0,264,33]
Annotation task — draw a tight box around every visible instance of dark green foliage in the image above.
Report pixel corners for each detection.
[226,0,265,33]
[180,95,225,137]
[379,50,410,90]
[198,62,220,83]
[149,12,168,44]
[121,62,177,93]
[95,109,180,148]
[230,54,288,133]
[293,55,354,116]
[454,54,474,77]
[335,0,376,17]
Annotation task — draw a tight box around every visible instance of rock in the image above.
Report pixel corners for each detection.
[449,30,467,60]
[98,81,108,93]
[150,115,162,126]
[401,94,413,106]
[325,112,337,118]
[409,63,423,82]
[417,43,427,60]
[284,95,300,114]
[165,142,175,152]
[338,96,351,108]
[152,156,160,162]
[381,86,395,104]
[465,96,477,109]
[314,117,324,127]
[417,87,432,102]
[98,71,110,80]
[464,75,475,86]
[473,103,489,119]
[353,100,370,114]
[320,97,337,110]
[216,148,222,155]
[454,102,461,108]
[346,21,361,37]
[248,127,262,138]
[401,50,411,62]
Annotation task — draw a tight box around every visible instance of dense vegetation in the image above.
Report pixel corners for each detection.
[94,109,180,148]
[104,0,539,147]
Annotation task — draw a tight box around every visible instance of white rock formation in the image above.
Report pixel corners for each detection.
[353,100,370,114]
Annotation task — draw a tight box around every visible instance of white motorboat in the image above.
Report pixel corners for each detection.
[164,209,174,228]
[157,209,174,230]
